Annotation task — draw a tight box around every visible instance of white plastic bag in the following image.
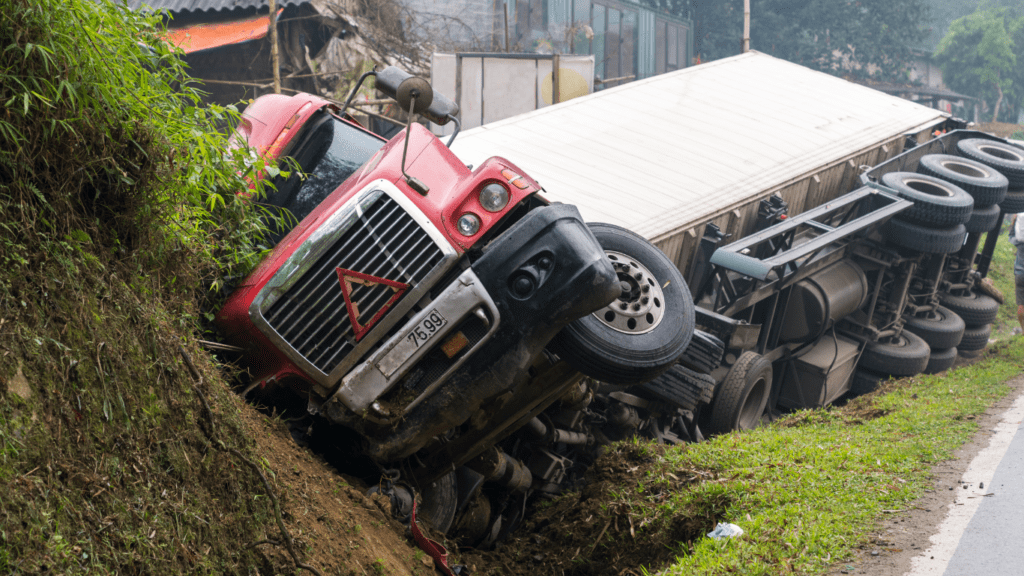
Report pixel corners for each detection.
[707,522,745,539]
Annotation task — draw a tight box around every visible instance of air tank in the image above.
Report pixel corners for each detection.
[780,259,868,343]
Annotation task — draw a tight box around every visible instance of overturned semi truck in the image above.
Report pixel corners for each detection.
[449,51,1015,435]
[218,52,1016,546]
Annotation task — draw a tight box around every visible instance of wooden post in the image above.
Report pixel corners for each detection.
[552,53,560,104]
[269,0,281,94]
[742,0,750,53]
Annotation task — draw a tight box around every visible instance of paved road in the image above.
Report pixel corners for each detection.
[905,391,1024,576]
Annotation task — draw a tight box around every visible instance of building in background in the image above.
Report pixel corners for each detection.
[406,0,694,89]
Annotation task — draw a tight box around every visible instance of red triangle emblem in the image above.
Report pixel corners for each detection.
[335,268,409,341]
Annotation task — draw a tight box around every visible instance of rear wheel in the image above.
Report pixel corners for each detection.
[957,324,993,353]
[881,172,974,227]
[859,331,930,377]
[1001,189,1024,213]
[705,352,772,434]
[633,364,716,411]
[678,329,725,374]
[924,346,958,374]
[849,370,886,396]
[903,305,965,350]
[939,290,1000,326]
[918,153,1008,207]
[551,223,695,385]
[956,138,1024,187]
[964,204,1001,233]
[882,219,966,254]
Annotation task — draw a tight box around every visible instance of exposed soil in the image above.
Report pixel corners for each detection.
[454,443,726,576]
[235,403,427,576]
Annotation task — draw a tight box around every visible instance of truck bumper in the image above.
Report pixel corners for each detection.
[322,203,619,462]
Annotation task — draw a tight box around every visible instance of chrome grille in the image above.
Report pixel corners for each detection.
[263,194,445,374]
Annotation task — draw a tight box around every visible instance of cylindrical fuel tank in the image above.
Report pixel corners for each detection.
[780,259,868,343]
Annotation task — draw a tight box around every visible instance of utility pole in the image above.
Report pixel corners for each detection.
[742,0,750,53]
[269,0,281,94]
[504,2,510,52]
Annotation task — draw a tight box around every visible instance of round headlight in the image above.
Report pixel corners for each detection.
[479,183,510,212]
[457,213,482,236]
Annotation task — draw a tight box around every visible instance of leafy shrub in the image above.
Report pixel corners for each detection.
[0,0,275,303]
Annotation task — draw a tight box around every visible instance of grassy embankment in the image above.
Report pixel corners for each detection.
[0,2,412,574]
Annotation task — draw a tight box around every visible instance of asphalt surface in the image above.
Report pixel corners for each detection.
[943,400,1024,576]
[905,390,1024,576]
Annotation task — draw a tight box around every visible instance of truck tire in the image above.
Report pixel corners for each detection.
[918,154,1007,207]
[859,331,930,376]
[964,203,1001,233]
[1001,189,1024,213]
[633,364,716,411]
[850,370,886,396]
[419,471,458,533]
[924,346,958,374]
[881,172,974,227]
[957,323,993,353]
[956,138,1024,187]
[679,330,725,374]
[903,305,965,350]
[882,219,966,254]
[550,223,695,386]
[704,351,772,435]
[938,290,1000,326]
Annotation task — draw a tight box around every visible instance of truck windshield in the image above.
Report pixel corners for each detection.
[265,111,385,240]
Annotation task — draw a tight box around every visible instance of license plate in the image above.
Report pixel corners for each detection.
[407,309,447,348]
[376,309,448,377]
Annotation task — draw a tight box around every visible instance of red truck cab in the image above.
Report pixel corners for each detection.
[213,68,692,540]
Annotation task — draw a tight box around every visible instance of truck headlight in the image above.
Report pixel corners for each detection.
[457,213,481,236]
[479,183,510,212]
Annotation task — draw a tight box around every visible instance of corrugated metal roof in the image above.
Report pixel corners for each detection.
[449,51,947,243]
[163,10,279,52]
[126,0,303,15]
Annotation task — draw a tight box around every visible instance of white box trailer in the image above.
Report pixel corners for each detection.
[448,51,1019,434]
[450,51,948,277]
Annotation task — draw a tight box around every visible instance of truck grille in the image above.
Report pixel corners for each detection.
[263,195,445,374]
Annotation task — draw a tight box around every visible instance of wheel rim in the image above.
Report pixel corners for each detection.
[738,376,767,429]
[940,159,988,179]
[903,178,956,198]
[590,250,666,335]
[978,143,1024,162]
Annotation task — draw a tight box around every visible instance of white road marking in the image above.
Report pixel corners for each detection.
[905,391,1024,576]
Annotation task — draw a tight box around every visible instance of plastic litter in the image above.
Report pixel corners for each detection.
[707,522,745,539]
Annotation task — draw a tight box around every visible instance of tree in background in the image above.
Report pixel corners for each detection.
[643,0,928,82]
[934,3,1024,122]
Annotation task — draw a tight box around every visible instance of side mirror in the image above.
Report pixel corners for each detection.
[376,66,432,114]
[375,66,459,125]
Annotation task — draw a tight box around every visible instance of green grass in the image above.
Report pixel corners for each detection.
[603,339,1024,575]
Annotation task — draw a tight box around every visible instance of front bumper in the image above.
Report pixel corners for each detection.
[322,203,620,463]
[334,268,501,415]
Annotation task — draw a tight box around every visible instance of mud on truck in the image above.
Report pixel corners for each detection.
[214,68,699,546]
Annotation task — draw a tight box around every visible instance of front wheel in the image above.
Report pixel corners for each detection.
[550,223,695,385]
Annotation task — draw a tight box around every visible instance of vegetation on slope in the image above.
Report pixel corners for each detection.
[0,2,417,574]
